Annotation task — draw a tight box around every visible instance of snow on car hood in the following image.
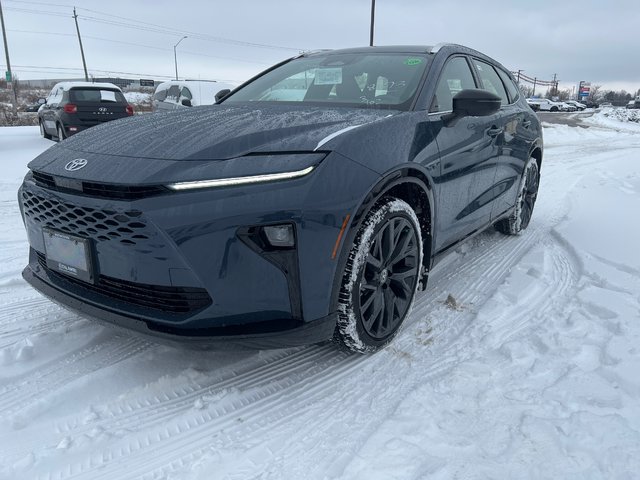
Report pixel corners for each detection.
[49,104,396,160]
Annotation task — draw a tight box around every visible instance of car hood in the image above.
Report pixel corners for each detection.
[45,104,395,161]
[27,104,396,186]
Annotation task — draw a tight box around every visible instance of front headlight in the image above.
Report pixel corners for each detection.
[166,165,315,191]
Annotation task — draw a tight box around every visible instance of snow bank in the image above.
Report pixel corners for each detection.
[582,108,640,132]
[123,92,152,105]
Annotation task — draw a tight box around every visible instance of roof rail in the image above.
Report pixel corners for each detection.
[294,49,332,58]
[429,43,461,54]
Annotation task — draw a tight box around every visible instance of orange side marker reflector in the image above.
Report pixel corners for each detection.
[331,214,351,259]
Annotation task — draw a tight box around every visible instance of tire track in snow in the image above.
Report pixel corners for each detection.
[32,220,573,480]
[0,335,151,423]
[0,346,342,462]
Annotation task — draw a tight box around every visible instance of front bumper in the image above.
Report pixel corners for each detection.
[19,152,379,347]
[23,265,337,348]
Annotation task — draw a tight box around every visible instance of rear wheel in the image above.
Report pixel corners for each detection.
[39,120,52,140]
[550,106,559,112]
[496,158,539,235]
[56,123,66,142]
[335,198,423,354]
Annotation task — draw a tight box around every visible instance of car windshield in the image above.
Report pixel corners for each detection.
[69,88,126,103]
[223,52,430,110]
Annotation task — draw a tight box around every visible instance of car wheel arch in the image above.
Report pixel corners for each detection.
[330,168,435,314]
[529,145,543,173]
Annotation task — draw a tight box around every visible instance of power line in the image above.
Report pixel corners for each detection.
[3,1,303,52]
[8,29,272,65]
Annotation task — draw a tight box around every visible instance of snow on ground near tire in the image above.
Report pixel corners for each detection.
[0,118,639,479]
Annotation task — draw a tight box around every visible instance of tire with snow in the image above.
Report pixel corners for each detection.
[335,198,423,354]
[39,120,52,140]
[495,157,539,235]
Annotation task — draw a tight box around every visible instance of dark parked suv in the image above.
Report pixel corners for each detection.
[20,44,542,353]
[38,82,133,141]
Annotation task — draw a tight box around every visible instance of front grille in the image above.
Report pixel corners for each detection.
[21,189,151,246]
[36,252,212,314]
[32,171,168,200]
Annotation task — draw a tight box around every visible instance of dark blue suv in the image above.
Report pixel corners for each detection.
[19,44,542,353]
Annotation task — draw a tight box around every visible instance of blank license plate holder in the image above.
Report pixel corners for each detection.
[43,228,95,284]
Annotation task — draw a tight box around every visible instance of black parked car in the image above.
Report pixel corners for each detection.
[20,44,542,353]
[38,82,133,141]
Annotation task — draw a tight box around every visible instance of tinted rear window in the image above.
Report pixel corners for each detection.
[69,88,126,103]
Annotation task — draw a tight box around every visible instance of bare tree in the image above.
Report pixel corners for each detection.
[588,84,601,103]
[519,84,534,98]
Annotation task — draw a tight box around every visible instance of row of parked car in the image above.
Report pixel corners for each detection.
[36,79,235,141]
[525,98,590,112]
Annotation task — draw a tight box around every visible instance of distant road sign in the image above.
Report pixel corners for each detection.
[5,71,10,82]
[139,79,154,87]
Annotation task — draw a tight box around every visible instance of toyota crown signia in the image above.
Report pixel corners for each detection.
[19,44,542,353]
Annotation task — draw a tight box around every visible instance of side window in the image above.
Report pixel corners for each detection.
[180,87,192,100]
[166,85,181,101]
[47,87,59,104]
[472,59,508,105]
[430,57,476,113]
[154,89,167,101]
[496,68,519,104]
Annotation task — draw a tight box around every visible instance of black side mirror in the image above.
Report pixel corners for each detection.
[181,98,192,107]
[38,98,46,105]
[442,89,501,126]
[215,89,231,103]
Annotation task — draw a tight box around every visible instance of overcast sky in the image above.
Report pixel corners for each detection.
[1,0,639,94]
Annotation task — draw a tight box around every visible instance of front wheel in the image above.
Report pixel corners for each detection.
[495,158,539,235]
[335,198,423,354]
[39,120,52,140]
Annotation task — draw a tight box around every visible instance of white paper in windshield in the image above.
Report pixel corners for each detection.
[314,68,343,85]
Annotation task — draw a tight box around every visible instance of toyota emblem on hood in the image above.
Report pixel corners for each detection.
[64,158,88,171]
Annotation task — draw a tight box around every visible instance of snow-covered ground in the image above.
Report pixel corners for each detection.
[0,113,639,479]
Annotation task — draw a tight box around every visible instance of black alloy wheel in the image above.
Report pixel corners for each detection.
[496,158,539,235]
[357,216,420,339]
[336,198,423,353]
[518,160,539,230]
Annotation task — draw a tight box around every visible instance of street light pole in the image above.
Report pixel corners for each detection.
[173,36,187,81]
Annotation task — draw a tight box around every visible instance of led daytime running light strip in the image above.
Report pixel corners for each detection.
[167,166,315,191]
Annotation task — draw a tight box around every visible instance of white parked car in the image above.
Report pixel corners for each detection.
[152,80,236,111]
[560,102,577,112]
[527,98,564,112]
[565,100,586,111]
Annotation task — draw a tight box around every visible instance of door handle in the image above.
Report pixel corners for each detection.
[487,126,503,137]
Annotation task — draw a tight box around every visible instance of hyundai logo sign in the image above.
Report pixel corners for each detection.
[64,158,88,171]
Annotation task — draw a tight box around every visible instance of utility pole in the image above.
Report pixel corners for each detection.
[173,36,187,81]
[369,0,375,46]
[551,73,557,96]
[516,69,523,84]
[0,0,18,117]
[73,7,88,81]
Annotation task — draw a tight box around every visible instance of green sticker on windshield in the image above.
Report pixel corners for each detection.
[404,58,423,66]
